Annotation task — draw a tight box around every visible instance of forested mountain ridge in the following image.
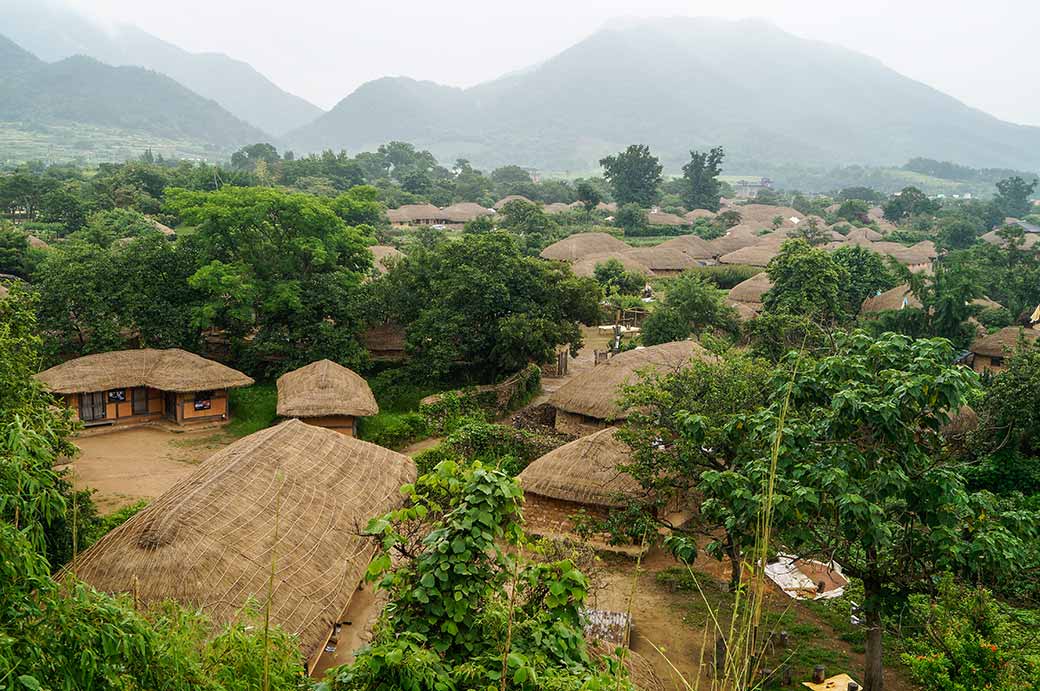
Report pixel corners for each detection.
[288,17,1040,172]
[0,0,322,136]
[0,35,267,151]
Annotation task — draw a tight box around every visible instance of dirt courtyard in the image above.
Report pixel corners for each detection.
[59,427,233,513]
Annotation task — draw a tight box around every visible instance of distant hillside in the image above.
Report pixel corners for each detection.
[0,0,322,136]
[288,17,1040,173]
[0,35,266,155]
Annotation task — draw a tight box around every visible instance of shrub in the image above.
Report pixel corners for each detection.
[689,264,763,289]
[976,306,1014,329]
[357,412,429,450]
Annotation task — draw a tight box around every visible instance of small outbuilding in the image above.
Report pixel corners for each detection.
[859,284,922,315]
[69,419,417,674]
[35,348,253,429]
[540,232,629,262]
[369,244,404,274]
[619,246,703,276]
[655,234,716,260]
[276,359,378,436]
[969,325,1039,373]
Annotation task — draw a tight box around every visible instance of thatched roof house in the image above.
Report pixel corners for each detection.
[737,204,803,228]
[386,203,446,226]
[646,210,688,227]
[369,245,404,274]
[872,241,936,271]
[725,299,762,321]
[543,202,572,214]
[277,359,378,436]
[619,247,701,275]
[860,284,922,315]
[980,228,1040,250]
[36,349,253,428]
[728,271,772,304]
[707,224,763,255]
[27,234,50,250]
[970,326,1039,373]
[439,202,494,223]
[149,218,177,237]
[718,243,779,267]
[360,322,407,361]
[596,201,619,213]
[570,252,655,279]
[550,341,711,434]
[846,227,883,242]
[656,234,716,260]
[540,233,628,262]
[494,194,534,210]
[684,208,716,221]
[70,419,417,673]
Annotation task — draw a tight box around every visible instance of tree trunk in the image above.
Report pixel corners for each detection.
[863,578,884,691]
[725,536,742,592]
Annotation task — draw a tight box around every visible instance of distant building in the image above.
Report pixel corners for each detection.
[731,177,774,198]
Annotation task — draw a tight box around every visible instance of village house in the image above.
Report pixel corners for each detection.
[35,348,253,429]
[539,232,629,262]
[618,246,703,276]
[276,359,378,436]
[724,271,773,320]
[569,252,655,279]
[549,340,713,435]
[386,203,449,226]
[68,419,417,675]
[969,325,1040,373]
[369,244,404,275]
[359,322,408,361]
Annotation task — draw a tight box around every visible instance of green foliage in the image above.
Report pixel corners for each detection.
[642,272,737,345]
[834,198,870,223]
[592,258,645,296]
[415,418,559,476]
[0,224,35,277]
[680,146,724,212]
[614,202,647,233]
[575,181,601,215]
[358,411,430,450]
[690,263,762,289]
[420,365,541,435]
[742,311,833,363]
[498,199,556,254]
[882,185,939,221]
[831,244,897,315]
[995,176,1038,219]
[764,239,849,323]
[973,344,1040,457]
[599,145,662,207]
[226,383,278,437]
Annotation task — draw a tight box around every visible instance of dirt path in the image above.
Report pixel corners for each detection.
[60,427,233,514]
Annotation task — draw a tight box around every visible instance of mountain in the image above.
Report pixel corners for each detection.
[288,17,1040,173]
[0,35,266,153]
[0,0,322,136]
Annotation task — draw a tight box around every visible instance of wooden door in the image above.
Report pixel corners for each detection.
[79,392,107,422]
[164,392,178,422]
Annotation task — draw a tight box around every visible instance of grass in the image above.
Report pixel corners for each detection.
[227,383,278,438]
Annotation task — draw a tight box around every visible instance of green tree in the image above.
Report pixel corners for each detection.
[599,144,662,207]
[835,198,870,224]
[641,273,736,345]
[498,199,555,254]
[576,180,602,215]
[882,186,939,222]
[994,175,1038,218]
[614,203,647,233]
[230,142,281,172]
[764,239,849,323]
[0,225,34,278]
[831,244,896,315]
[680,146,725,212]
[593,258,645,296]
[329,185,385,227]
[793,217,830,246]
[935,215,981,251]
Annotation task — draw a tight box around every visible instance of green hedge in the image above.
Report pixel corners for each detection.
[420,364,541,435]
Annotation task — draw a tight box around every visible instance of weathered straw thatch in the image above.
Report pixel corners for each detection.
[0,283,8,299]
[872,241,936,267]
[718,243,779,267]
[540,232,629,262]
[646,210,688,227]
[596,201,619,213]
[846,227,883,242]
[970,296,1004,311]
[980,228,1040,250]
[27,234,50,249]
[737,204,803,227]
[35,348,253,394]
[684,208,716,221]
[543,202,572,214]
[570,252,655,279]
[942,405,978,438]
[971,326,1040,357]
[518,427,642,507]
[439,202,494,223]
[360,322,406,355]
[655,234,716,259]
[550,341,712,420]
[386,203,445,224]
[727,271,772,304]
[725,298,761,321]
[707,224,764,254]
[277,359,378,418]
[370,244,403,272]
[149,218,176,236]
[860,284,922,314]
[70,419,416,669]
[494,194,534,210]
[620,246,701,272]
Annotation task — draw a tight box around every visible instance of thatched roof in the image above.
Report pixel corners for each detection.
[359,322,407,355]
[543,202,572,214]
[718,243,779,267]
[571,253,655,279]
[620,246,702,272]
[519,428,642,507]
[387,203,444,224]
[27,234,50,250]
[980,228,1040,250]
[942,405,978,438]
[737,204,803,227]
[872,241,936,266]
[846,227,883,242]
[728,272,772,304]
[596,201,618,213]
[970,296,1004,311]
[494,195,534,210]
[36,348,254,394]
[277,359,378,418]
[684,208,716,221]
[971,326,1040,357]
[646,210,688,227]
[370,244,403,273]
[550,341,712,420]
[540,233,629,262]
[69,420,416,669]
[655,234,716,259]
[149,218,176,237]
[707,224,763,254]
[860,284,922,314]
[725,298,761,321]
[439,202,493,223]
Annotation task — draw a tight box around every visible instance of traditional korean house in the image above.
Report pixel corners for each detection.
[276,359,378,436]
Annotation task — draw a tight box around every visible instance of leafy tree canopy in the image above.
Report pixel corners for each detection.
[599,144,662,207]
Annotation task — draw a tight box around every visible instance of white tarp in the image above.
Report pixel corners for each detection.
[764,553,847,601]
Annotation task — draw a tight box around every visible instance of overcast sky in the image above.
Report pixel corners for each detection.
[66,0,1038,125]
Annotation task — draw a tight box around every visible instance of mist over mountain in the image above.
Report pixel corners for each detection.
[288,17,1040,173]
[0,35,266,150]
[0,0,322,136]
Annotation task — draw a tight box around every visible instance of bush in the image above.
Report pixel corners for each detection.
[689,264,763,289]
[419,365,541,434]
[357,412,429,450]
[976,306,1014,329]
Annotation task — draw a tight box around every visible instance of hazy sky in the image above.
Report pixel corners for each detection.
[67,0,1038,125]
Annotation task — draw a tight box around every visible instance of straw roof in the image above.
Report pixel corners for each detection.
[620,246,702,272]
[439,202,494,223]
[387,203,444,224]
[550,340,712,420]
[727,272,772,304]
[860,284,922,314]
[571,252,655,279]
[725,298,761,321]
[872,241,936,266]
[846,227,883,242]
[36,348,253,394]
[69,420,416,669]
[277,359,378,418]
[494,194,534,210]
[684,208,716,221]
[518,428,642,507]
[971,326,1040,357]
[149,218,176,237]
[360,322,406,353]
[718,243,779,267]
[646,210,688,227]
[980,228,1040,250]
[942,405,978,439]
[970,296,1004,311]
[707,224,763,254]
[596,201,618,212]
[540,232,629,262]
[27,234,50,250]
[543,202,572,214]
[737,204,803,227]
[370,244,403,273]
[655,234,716,259]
